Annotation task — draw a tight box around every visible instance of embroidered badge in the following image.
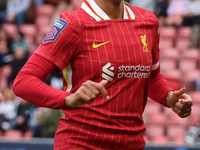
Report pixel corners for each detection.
[140,34,149,52]
[43,18,68,43]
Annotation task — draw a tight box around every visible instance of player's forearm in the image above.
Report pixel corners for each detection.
[13,53,71,109]
[148,73,173,106]
[13,73,70,109]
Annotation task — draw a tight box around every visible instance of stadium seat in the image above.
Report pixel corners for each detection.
[177,26,192,39]
[160,59,177,72]
[151,135,169,145]
[1,23,18,39]
[35,16,52,27]
[4,130,23,141]
[159,38,174,50]
[175,38,191,50]
[167,125,186,140]
[169,114,188,127]
[178,59,198,73]
[38,25,52,36]
[163,69,182,90]
[188,91,200,115]
[182,69,200,90]
[164,69,182,81]
[146,113,166,139]
[19,24,37,38]
[188,91,200,104]
[144,98,162,115]
[36,4,55,17]
[163,107,174,117]
[1,65,12,77]
[171,136,185,146]
[147,123,166,138]
[147,113,167,125]
[188,114,200,127]
[160,48,179,61]
[180,48,200,61]
[24,131,33,141]
[19,24,38,45]
[167,114,188,140]
[160,26,177,40]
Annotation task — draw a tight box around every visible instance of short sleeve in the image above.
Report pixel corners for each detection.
[34,11,81,71]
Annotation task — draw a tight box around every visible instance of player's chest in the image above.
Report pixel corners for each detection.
[79,21,154,65]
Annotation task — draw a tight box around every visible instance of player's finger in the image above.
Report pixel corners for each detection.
[179,111,192,118]
[90,80,109,100]
[179,99,193,107]
[81,88,97,100]
[99,80,108,87]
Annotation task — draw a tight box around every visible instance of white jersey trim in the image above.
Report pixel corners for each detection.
[81,0,135,21]
[152,61,159,71]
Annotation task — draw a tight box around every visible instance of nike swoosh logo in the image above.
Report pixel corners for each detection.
[93,41,110,48]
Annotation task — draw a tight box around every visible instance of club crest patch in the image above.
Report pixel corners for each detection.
[43,18,68,43]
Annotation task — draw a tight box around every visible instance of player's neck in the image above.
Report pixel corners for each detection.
[94,0,124,20]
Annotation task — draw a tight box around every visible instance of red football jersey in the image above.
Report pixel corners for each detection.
[34,0,171,149]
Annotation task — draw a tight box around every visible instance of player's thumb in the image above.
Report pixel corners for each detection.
[174,86,186,97]
[99,80,108,87]
[99,80,109,100]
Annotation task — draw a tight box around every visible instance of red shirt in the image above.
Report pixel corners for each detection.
[14,0,173,149]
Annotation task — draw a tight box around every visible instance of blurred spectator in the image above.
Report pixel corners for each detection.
[182,0,200,49]
[0,41,13,67]
[0,29,13,52]
[155,0,169,27]
[129,0,156,13]
[36,107,63,137]
[165,0,190,27]
[50,71,63,90]
[70,0,83,11]
[0,0,7,24]
[13,98,32,132]
[11,32,29,52]
[7,46,28,86]
[182,0,200,27]
[185,126,200,145]
[51,1,73,25]
[13,98,41,137]
[0,88,19,131]
[1,0,32,26]
[34,0,44,7]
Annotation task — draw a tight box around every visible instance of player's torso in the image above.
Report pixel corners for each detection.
[59,17,155,150]
[67,18,155,89]
[63,15,157,111]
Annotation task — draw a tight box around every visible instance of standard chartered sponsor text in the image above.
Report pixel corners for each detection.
[118,64,151,78]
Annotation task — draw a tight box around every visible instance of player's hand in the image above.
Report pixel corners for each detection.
[166,87,193,118]
[64,80,109,107]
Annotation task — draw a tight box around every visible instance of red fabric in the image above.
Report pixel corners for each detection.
[13,2,173,150]
[13,53,71,109]
[149,72,173,106]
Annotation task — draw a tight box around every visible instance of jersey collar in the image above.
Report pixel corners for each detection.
[81,0,135,21]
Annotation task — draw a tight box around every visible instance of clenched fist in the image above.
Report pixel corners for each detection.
[166,86,193,118]
[64,80,109,107]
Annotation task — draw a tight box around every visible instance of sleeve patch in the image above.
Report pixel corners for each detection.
[43,19,68,43]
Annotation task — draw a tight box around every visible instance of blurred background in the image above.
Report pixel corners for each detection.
[0,0,200,150]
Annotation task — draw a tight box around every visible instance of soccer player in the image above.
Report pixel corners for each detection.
[13,0,193,149]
